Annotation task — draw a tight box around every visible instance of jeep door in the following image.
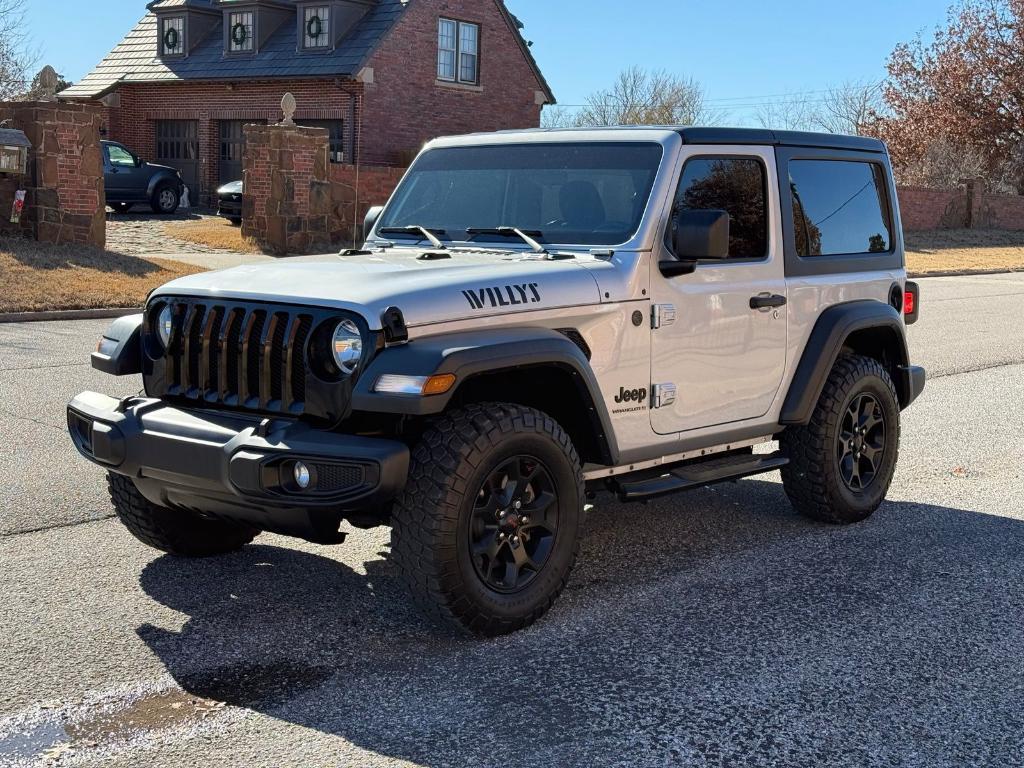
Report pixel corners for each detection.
[650,146,787,434]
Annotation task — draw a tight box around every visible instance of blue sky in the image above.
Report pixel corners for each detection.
[29,0,952,124]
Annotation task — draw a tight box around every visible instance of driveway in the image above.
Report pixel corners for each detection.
[106,211,273,270]
[0,275,1023,767]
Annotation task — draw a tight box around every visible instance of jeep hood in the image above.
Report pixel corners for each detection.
[150,249,603,329]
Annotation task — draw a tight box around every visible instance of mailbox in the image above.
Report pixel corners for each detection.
[0,128,31,175]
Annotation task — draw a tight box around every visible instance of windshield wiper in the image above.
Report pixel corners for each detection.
[466,227,547,254]
[378,226,448,250]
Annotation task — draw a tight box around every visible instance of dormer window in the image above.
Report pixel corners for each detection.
[228,11,255,53]
[302,6,331,50]
[161,17,185,57]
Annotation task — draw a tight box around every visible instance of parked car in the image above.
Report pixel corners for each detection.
[69,127,925,637]
[217,180,243,225]
[102,140,185,215]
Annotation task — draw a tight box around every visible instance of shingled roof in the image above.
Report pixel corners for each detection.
[59,0,554,104]
[59,0,411,99]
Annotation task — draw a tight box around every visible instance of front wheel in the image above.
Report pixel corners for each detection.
[390,404,584,636]
[108,473,258,557]
[781,354,900,524]
[151,184,180,214]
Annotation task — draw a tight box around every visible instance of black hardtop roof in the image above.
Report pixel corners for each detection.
[678,127,885,153]
[490,125,886,153]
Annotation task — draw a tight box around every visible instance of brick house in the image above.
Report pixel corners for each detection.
[59,0,554,204]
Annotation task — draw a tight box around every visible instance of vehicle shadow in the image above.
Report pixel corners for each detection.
[137,479,1024,767]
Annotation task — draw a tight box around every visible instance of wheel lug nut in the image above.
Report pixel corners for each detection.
[514,501,522,510]
[498,533,506,540]
[522,516,529,524]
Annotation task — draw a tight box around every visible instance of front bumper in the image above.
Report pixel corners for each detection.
[217,196,242,219]
[67,392,409,543]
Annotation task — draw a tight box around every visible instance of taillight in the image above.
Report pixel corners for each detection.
[904,281,920,325]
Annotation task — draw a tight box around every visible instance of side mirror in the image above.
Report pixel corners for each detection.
[659,209,731,278]
[363,205,385,237]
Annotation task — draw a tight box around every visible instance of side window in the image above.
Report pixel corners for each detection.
[788,160,892,257]
[106,144,136,168]
[671,156,768,259]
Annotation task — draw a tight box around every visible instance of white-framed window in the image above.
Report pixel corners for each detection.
[438,18,479,85]
[303,6,331,49]
[161,16,185,56]
[228,11,255,53]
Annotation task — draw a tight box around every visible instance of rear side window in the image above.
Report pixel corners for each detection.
[788,160,892,257]
[671,157,768,259]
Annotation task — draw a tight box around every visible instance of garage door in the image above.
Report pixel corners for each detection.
[156,120,199,201]
[219,120,265,187]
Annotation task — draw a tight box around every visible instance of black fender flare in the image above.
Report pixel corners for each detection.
[146,171,181,200]
[91,313,143,376]
[351,327,618,462]
[780,300,913,425]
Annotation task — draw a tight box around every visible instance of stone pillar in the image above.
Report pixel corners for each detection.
[963,177,986,230]
[0,101,105,247]
[242,123,330,255]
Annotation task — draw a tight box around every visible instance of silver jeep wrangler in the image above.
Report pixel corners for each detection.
[68,127,925,636]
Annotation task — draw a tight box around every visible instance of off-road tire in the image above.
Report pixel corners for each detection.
[151,183,180,214]
[781,354,900,525]
[390,404,584,637]
[108,473,258,557]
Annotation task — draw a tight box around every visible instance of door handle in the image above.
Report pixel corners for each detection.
[750,294,787,310]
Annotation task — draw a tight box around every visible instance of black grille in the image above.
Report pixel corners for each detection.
[314,463,364,493]
[161,300,315,415]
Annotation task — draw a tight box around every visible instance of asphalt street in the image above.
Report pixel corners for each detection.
[0,274,1022,767]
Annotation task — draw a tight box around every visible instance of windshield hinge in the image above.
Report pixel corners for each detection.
[651,303,677,330]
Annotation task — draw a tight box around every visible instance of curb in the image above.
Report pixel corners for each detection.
[0,307,140,324]
[910,267,1024,279]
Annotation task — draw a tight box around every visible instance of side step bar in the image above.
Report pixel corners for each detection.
[614,451,789,502]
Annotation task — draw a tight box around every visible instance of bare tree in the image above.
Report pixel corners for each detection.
[0,0,36,100]
[755,94,815,131]
[814,80,884,135]
[569,67,723,128]
[757,82,883,135]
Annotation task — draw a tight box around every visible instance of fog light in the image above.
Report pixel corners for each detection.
[293,461,311,489]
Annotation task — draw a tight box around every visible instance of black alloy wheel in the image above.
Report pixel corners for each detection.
[837,393,887,491]
[469,455,559,594]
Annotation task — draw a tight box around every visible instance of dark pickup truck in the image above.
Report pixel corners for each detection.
[103,140,185,215]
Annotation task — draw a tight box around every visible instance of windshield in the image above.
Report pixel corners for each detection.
[376,142,665,247]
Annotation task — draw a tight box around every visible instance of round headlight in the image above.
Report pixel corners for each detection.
[157,305,173,348]
[331,319,363,375]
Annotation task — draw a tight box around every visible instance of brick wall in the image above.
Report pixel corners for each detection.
[361,0,545,166]
[897,186,969,230]
[0,101,105,246]
[242,123,404,254]
[897,180,1024,231]
[107,79,363,205]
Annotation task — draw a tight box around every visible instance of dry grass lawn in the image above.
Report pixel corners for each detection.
[0,238,203,314]
[165,217,259,253]
[905,229,1024,275]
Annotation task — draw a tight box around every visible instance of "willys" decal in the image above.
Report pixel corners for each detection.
[462,283,541,310]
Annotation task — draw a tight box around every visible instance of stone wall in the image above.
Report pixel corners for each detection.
[0,101,105,246]
[242,122,404,255]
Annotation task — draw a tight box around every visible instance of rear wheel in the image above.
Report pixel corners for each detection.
[781,355,900,524]
[108,473,258,557]
[390,404,584,636]
[151,184,180,214]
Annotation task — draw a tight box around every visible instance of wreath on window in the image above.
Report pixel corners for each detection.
[231,22,249,47]
[163,27,179,51]
[306,15,324,42]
